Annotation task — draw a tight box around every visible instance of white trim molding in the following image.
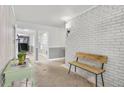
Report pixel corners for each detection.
[49,57,65,61]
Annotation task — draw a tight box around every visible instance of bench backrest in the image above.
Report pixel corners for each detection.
[76,52,107,64]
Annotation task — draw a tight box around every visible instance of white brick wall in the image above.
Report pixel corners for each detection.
[65,5,124,87]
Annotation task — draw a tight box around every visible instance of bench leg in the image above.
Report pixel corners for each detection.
[75,66,76,72]
[96,74,97,87]
[101,73,104,86]
[68,64,72,74]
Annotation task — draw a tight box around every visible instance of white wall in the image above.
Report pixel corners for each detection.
[0,6,15,73]
[48,28,66,48]
[65,6,124,87]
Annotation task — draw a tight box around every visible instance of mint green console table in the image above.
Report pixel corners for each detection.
[4,59,33,87]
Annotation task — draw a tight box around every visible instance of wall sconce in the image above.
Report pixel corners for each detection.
[66,22,71,37]
[66,28,70,37]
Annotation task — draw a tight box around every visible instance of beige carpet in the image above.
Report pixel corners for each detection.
[34,60,94,87]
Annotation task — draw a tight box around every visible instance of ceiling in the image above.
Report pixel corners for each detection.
[14,5,93,28]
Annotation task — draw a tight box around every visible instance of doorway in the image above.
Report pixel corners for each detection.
[38,32,48,62]
[18,35,29,52]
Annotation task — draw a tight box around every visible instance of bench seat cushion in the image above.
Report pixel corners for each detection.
[69,61,105,74]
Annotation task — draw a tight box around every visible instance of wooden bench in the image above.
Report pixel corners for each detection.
[68,52,107,87]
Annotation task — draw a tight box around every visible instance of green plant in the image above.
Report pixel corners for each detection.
[18,51,26,65]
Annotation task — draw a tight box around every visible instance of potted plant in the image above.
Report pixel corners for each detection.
[18,51,26,65]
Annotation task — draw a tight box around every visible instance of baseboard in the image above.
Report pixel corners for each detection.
[49,57,65,61]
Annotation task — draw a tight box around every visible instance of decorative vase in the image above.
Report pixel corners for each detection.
[18,52,26,65]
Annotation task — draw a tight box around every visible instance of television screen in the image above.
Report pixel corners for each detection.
[18,43,29,52]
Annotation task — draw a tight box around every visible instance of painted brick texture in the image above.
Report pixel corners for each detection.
[65,6,124,87]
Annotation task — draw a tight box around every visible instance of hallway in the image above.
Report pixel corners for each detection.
[1,5,124,87]
[34,60,94,87]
